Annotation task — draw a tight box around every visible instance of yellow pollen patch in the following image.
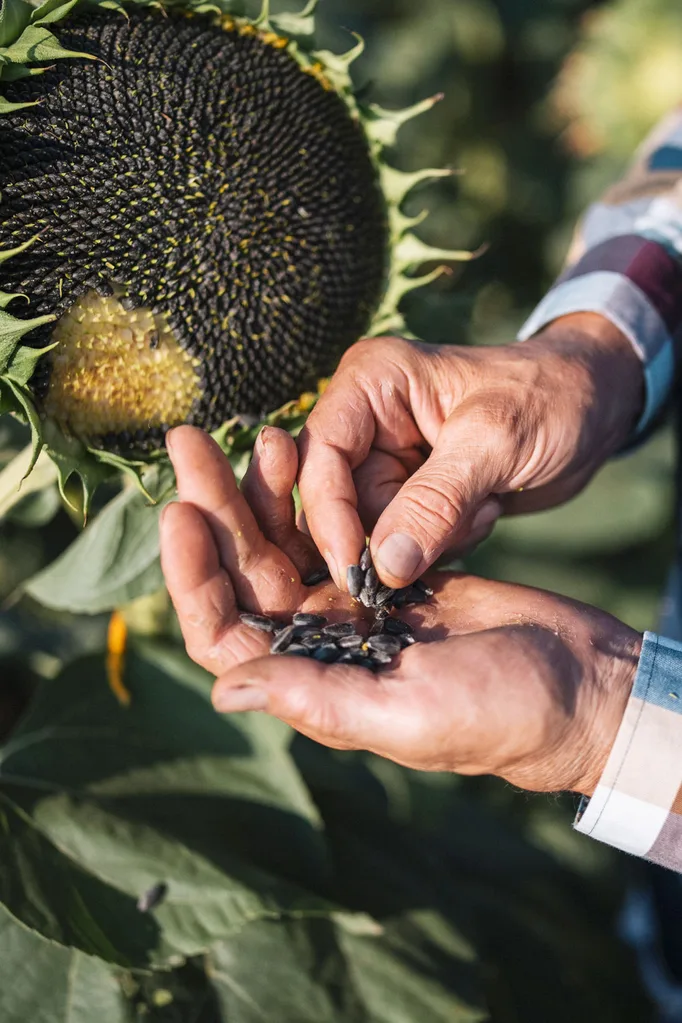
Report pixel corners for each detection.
[44,291,202,440]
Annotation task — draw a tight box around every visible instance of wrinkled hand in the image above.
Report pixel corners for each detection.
[297,313,643,589]
[161,425,641,797]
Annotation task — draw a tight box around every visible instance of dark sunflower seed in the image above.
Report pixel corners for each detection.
[240,613,278,633]
[374,606,390,621]
[323,622,356,638]
[300,632,328,649]
[383,618,414,636]
[374,585,396,608]
[303,567,331,587]
[271,624,298,653]
[337,634,364,650]
[137,882,168,914]
[313,644,342,663]
[413,579,434,597]
[363,566,379,602]
[400,634,416,647]
[353,655,377,670]
[367,634,402,656]
[337,651,357,664]
[392,587,426,608]
[347,565,365,599]
[359,585,375,608]
[368,649,393,666]
[292,612,328,627]
[360,547,373,572]
[369,619,386,636]
[282,644,310,657]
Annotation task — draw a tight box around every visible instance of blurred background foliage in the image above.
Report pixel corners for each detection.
[2,0,682,1017]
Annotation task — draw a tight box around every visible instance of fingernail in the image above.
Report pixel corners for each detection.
[471,499,501,533]
[258,426,272,450]
[375,533,423,583]
[213,686,268,713]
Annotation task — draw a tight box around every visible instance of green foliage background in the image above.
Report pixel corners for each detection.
[2,0,682,1018]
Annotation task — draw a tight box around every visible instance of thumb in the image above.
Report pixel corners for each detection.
[371,416,506,587]
[211,655,394,751]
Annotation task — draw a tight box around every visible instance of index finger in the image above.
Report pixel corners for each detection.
[297,378,374,588]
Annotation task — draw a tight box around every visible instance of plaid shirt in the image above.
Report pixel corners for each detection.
[518,109,682,870]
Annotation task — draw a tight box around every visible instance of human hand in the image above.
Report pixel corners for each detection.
[161,425,641,797]
[297,312,644,590]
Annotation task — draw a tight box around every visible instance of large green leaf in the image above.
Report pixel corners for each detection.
[0,641,331,968]
[207,912,484,1023]
[24,474,171,612]
[0,904,127,1023]
[0,0,31,49]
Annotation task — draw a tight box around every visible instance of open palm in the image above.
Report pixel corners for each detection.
[161,426,639,796]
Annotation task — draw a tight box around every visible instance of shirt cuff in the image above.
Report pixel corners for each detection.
[517,235,682,440]
[575,632,682,871]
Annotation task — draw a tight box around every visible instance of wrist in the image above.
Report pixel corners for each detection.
[576,625,642,797]
[524,312,645,468]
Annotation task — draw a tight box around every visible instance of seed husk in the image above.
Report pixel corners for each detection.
[360,547,372,572]
[323,621,356,638]
[240,613,278,633]
[292,612,328,627]
[271,624,298,653]
[313,644,342,663]
[413,579,434,597]
[368,649,393,666]
[363,566,379,602]
[399,634,416,647]
[367,634,402,656]
[383,617,413,636]
[282,644,309,657]
[347,565,365,599]
[337,633,365,650]
[374,585,396,608]
[359,585,375,608]
[300,631,328,649]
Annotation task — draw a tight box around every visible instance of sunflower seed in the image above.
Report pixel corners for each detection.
[359,585,375,608]
[369,619,386,636]
[353,655,376,670]
[368,649,393,666]
[374,585,395,608]
[137,882,168,914]
[360,547,372,572]
[300,632,328,649]
[240,613,278,633]
[383,617,413,636]
[374,606,390,621]
[347,564,365,598]
[271,624,298,653]
[313,644,342,663]
[363,566,379,602]
[337,651,357,664]
[292,612,328,627]
[399,634,416,647]
[337,633,364,650]
[303,567,330,587]
[413,579,434,597]
[323,621,356,638]
[282,644,309,656]
[367,634,402,656]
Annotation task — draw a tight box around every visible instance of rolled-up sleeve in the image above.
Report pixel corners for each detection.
[518,108,682,440]
[575,632,682,872]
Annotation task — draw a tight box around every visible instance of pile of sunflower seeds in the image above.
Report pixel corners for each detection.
[240,545,432,671]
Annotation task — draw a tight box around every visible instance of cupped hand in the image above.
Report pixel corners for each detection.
[161,425,641,797]
[297,313,643,590]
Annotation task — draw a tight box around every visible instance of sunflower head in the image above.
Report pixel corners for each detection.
[0,0,472,508]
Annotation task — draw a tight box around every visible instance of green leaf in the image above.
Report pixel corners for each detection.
[0,309,54,372]
[207,912,484,1023]
[30,0,81,27]
[0,23,96,63]
[0,0,31,49]
[0,642,330,967]
[0,93,37,112]
[1,377,43,473]
[24,469,171,612]
[0,443,57,521]
[0,904,127,1023]
[0,290,28,308]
